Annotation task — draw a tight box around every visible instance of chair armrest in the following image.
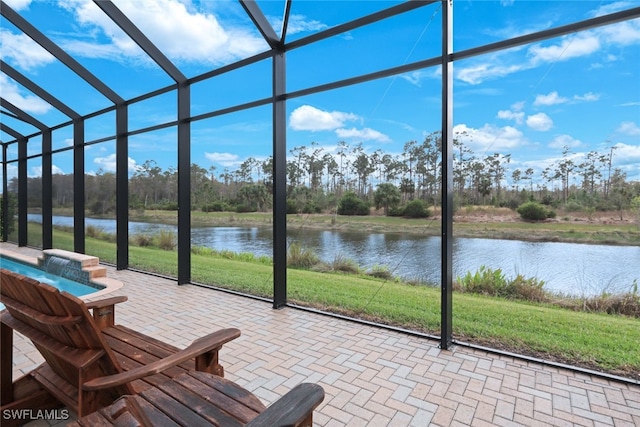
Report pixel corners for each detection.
[245,383,325,427]
[86,296,128,329]
[82,328,241,391]
[85,295,128,309]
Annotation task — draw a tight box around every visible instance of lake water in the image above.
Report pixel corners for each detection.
[29,214,640,297]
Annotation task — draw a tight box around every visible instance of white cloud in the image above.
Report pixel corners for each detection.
[3,0,32,10]
[0,29,56,70]
[511,101,525,111]
[526,113,553,131]
[335,127,390,142]
[5,164,18,181]
[496,109,525,125]
[401,70,440,86]
[484,21,554,40]
[611,142,640,180]
[617,121,640,136]
[549,134,581,149]
[93,153,138,173]
[590,1,640,45]
[0,75,52,114]
[590,1,636,17]
[457,14,640,85]
[289,105,359,131]
[534,91,568,106]
[528,33,601,64]
[58,39,126,61]
[599,20,640,46]
[30,164,64,178]
[270,14,327,36]
[573,92,600,102]
[500,0,515,7]
[453,123,526,152]
[58,0,266,65]
[205,152,240,167]
[456,63,523,85]
[613,142,640,160]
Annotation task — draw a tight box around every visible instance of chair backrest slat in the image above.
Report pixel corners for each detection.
[0,294,82,326]
[0,268,128,396]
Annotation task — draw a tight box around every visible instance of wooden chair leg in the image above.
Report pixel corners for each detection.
[195,348,224,377]
[1,323,13,406]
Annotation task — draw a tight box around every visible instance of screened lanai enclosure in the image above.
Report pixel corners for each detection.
[2,0,639,378]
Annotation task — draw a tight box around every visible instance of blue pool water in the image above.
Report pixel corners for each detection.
[0,256,102,298]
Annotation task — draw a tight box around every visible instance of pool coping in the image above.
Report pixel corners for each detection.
[0,247,123,300]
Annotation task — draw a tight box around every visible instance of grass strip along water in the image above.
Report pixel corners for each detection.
[26,223,640,381]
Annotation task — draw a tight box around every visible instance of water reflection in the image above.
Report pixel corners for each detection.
[30,215,639,296]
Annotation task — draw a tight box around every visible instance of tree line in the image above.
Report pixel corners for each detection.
[10,132,640,217]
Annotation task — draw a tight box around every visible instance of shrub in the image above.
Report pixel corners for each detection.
[235,203,257,213]
[387,206,405,217]
[286,199,298,214]
[564,201,583,212]
[367,264,394,280]
[329,253,359,274]
[132,234,153,247]
[86,225,104,239]
[517,201,554,221]
[302,202,321,214]
[457,267,551,303]
[457,266,508,295]
[540,195,554,205]
[158,202,179,211]
[572,281,640,318]
[191,246,215,256]
[0,193,17,236]
[287,242,319,268]
[403,199,431,218]
[504,198,520,210]
[337,192,370,216]
[156,230,176,251]
[503,275,549,302]
[201,201,228,212]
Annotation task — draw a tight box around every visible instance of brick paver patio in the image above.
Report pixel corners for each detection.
[3,243,639,426]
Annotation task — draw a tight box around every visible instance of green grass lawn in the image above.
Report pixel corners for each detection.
[17,222,640,379]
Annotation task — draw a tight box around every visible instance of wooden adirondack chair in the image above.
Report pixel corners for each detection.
[70,371,325,427]
[0,268,240,424]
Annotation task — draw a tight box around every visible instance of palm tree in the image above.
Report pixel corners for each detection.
[374,183,401,215]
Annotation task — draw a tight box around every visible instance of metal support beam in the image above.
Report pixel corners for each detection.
[286,1,437,51]
[0,124,23,141]
[240,0,280,48]
[177,84,191,284]
[116,103,129,269]
[272,48,287,309]
[0,0,123,104]
[0,127,24,243]
[0,98,47,132]
[42,130,52,249]
[440,0,453,350]
[93,1,187,83]
[1,60,80,120]
[1,144,7,242]
[73,120,85,254]
[17,138,26,246]
[453,7,640,62]
[280,0,292,44]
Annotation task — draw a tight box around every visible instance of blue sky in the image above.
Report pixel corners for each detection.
[1,0,639,185]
